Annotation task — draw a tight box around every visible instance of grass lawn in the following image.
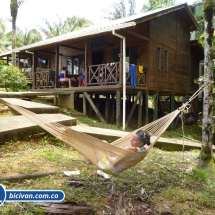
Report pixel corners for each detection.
[0,101,214,215]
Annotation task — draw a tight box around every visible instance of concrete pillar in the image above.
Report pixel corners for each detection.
[58,93,74,109]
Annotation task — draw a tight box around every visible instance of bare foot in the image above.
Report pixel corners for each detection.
[83,156,92,165]
[86,160,92,165]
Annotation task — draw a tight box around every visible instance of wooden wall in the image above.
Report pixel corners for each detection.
[148,11,195,94]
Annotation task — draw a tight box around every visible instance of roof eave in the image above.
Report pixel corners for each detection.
[0,22,136,57]
[134,3,199,31]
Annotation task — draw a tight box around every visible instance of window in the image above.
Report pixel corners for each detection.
[156,47,161,70]
[164,50,168,72]
[37,58,50,69]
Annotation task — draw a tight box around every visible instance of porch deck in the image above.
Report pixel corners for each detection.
[25,63,147,91]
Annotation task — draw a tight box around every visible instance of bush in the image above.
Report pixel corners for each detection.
[0,61,30,92]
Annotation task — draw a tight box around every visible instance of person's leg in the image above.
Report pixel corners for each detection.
[82,79,85,86]
[78,78,83,87]
[83,156,91,164]
[65,78,72,87]
[69,79,72,87]
[60,78,72,87]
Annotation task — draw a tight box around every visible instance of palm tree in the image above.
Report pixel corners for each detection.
[0,19,10,53]
[10,0,25,65]
[7,28,42,47]
[39,16,93,39]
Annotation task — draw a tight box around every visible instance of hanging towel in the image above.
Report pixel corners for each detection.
[130,64,137,88]
[126,62,130,73]
[138,66,143,73]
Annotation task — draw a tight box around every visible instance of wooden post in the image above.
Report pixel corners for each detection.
[55,46,59,88]
[105,94,110,122]
[138,90,143,128]
[145,91,149,125]
[85,40,88,85]
[158,96,165,117]
[58,93,74,109]
[153,92,158,121]
[54,95,57,106]
[111,94,115,123]
[32,52,36,89]
[88,93,93,117]
[170,94,175,129]
[83,92,87,115]
[116,90,121,127]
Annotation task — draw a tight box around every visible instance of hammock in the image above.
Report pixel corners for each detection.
[0,83,210,175]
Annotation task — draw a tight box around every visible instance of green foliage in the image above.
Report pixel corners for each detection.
[39,16,93,39]
[7,28,42,47]
[192,168,209,181]
[103,0,136,21]
[0,61,30,91]
[198,30,215,58]
[0,19,10,53]
[141,0,175,12]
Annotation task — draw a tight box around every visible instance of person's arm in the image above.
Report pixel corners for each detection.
[125,146,138,152]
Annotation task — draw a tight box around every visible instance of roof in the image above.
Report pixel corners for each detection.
[0,3,199,57]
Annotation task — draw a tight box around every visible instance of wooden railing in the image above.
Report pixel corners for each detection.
[87,63,120,86]
[87,62,147,87]
[24,67,33,82]
[34,68,55,89]
[30,64,147,89]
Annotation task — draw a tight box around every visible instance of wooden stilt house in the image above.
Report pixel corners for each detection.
[0,3,204,128]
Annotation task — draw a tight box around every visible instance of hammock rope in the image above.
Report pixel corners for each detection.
[0,82,212,174]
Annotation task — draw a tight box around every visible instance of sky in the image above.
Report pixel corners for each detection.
[0,0,195,32]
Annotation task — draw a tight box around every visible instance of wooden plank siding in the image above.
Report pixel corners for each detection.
[147,11,196,94]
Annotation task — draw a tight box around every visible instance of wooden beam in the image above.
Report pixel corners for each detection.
[158,96,165,116]
[138,90,143,128]
[123,30,149,41]
[126,91,141,128]
[61,44,85,51]
[83,92,87,115]
[55,46,59,88]
[83,92,106,123]
[145,91,149,125]
[105,94,110,122]
[170,94,175,129]
[89,38,114,47]
[36,50,63,55]
[153,92,158,121]
[32,52,36,89]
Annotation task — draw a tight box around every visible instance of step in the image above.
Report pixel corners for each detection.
[0,98,60,114]
[71,125,215,152]
[0,114,76,143]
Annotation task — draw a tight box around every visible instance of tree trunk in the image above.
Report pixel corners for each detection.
[200,0,214,160]
[10,0,18,66]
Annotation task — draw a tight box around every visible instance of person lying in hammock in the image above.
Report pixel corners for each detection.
[85,130,151,165]
[98,129,151,175]
[125,129,151,152]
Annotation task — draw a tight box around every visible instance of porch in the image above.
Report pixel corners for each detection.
[25,62,147,90]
